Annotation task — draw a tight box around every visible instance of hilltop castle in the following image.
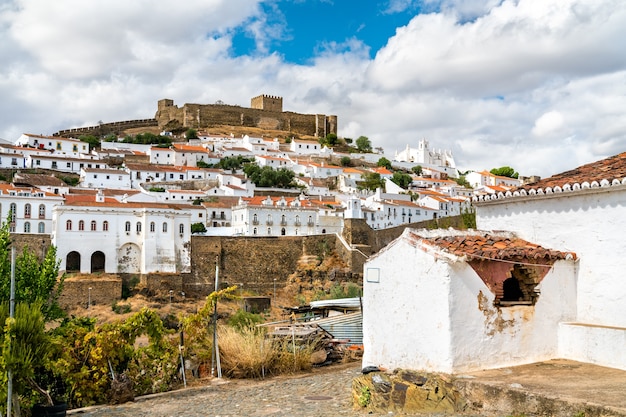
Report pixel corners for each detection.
[155,95,337,138]
[54,95,337,138]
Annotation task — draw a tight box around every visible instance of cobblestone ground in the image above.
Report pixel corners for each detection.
[71,363,476,417]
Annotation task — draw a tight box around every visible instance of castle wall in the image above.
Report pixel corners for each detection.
[155,100,337,138]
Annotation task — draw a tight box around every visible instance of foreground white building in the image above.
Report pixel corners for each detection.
[362,229,577,373]
[474,152,626,371]
[363,151,626,374]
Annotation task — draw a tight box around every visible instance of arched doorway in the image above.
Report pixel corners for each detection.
[117,243,141,273]
[91,251,105,273]
[66,251,81,272]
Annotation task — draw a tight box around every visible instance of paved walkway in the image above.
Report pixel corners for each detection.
[69,360,626,417]
[70,363,387,417]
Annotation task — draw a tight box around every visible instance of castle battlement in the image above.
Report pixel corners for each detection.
[155,95,336,138]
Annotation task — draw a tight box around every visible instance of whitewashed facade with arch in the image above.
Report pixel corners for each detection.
[52,193,201,274]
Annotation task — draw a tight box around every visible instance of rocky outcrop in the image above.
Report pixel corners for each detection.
[352,369,468,414]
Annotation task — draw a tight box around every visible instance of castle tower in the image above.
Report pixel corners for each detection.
[251,94,283,112]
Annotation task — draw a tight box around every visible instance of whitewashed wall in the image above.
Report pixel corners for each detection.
[448,260,577,372]
[362,238,454,373]
[475,187,626,328]
[475,186,626,370]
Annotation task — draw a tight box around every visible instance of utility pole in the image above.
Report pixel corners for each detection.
[211,256,222,378]
[6,246,15,417]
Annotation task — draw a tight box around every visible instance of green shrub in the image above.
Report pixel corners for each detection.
[228,310,264,331]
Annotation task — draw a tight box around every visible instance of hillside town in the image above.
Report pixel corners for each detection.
[0,131,524,276]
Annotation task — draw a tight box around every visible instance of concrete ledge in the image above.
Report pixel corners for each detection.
[559,322,626,370]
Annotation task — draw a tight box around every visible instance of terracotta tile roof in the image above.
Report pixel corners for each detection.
[409,230,576,262]
[520,152,626,190]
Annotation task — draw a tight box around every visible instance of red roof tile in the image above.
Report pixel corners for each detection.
[520,152,626,190]
[409,230,576,262]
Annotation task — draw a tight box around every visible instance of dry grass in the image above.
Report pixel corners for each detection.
[217,325,317,379]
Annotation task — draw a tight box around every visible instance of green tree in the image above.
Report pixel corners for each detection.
[319,133,338,147]
[78,134,101,151]
[243,164,296,188]
[358,172,385,192]
[490,166,519,178]
[391,171,412,189]
[356,136,372,152]
[411,165,423,176]
[340,156,351,167]
[0,221,65,321]
[0,301,57,409]
[185,128,198,139]
[377,157,392,169]
[191,222,207,234]
[455,175,471,188]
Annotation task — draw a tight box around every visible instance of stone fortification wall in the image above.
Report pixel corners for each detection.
[155,99,337,138]
[187,234,336,296]
[9,233,51,261]
[58,275,121,309]
[55,119,157,137]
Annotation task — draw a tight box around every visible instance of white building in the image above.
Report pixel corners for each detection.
[466,170,522,188]
[16,133,90,156]
[80,168,132,189]
[0,183,64,235]
[232,195,319,236]
[473,152,626,371]
[290,139,321,155]
[362,228,577,373]
[53,192,201,274]
[28,154,108,174]
[393,139,456,168]
[149,146,175,165]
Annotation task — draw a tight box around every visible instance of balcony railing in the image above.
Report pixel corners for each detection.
[266,220,274,226]
[252,220,259,225]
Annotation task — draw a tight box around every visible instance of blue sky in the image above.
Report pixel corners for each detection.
[232,1,418,63]
[1,0,626,177]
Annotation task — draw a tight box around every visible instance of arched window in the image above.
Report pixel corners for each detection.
[136,222,142,233]
[162,222,168,233]
[38,222,45,233]
[24,222,30,233]
[253,213,258,224]
[24,203,31,218]
[78,220,85,231]
[103,221,109,231]
[10,203,16,222]
[179,224,184,234]
[253,228,257,235]
[66,220,72,231]
[125,221,131,232]
[281,228,286,235]
[39,204,45,218]
[267,227,271,235]
[90,220,97,231]
[150,222,155,232]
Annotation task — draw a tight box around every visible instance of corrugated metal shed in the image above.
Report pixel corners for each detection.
[314,311,363,346]
[309,297,362,310]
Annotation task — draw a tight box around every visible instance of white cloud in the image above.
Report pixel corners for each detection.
[532,111,564,137]
[1,0,626,180]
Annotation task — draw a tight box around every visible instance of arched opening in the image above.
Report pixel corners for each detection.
[66,251,81,272]
[281,228,286,235]
[502,277,524,302]
[91,251,105,273]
